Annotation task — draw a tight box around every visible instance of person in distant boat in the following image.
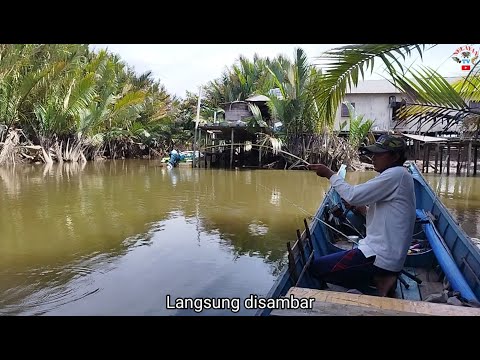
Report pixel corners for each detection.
[167,149,181,169]
[307,134,416,297]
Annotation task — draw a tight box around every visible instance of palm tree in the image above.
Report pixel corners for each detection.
[387,65,480,135]
[313,44,431,127]
[204,54,271,104]
[340,101,375,148]
[266,49,324,135]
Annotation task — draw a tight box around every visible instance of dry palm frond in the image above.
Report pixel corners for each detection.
[304,130,361,171]
[257,133,283,155]
[0,129,20,165]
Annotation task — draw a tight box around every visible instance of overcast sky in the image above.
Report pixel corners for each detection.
[89,44,479,99]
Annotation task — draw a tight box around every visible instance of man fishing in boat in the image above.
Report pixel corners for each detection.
[307,134,416,297]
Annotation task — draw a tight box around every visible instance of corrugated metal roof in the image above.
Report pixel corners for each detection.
[402,133,449,143]
[347,80,401,94]
[347,77,464,94]
[246,94,270,102]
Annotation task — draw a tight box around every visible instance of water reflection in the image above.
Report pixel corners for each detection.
[0,162,333,315]
[0,161,478,315]
[424,173,480,237]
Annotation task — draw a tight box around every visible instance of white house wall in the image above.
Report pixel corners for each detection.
[332,78,466,134]
[334,93,397,132]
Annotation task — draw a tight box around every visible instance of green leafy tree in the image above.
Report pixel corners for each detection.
[339,101,374,148]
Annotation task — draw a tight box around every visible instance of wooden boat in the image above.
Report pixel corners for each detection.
[256,162,480,316]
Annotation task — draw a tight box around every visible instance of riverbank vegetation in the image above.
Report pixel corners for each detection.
[2,44,479,170]
[0,44,186,165]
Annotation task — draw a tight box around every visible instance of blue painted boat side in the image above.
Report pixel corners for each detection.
[408,163,480,301]
[255,187,334,316]
[254,266,293,316]
[257,162,480,315]
[416,209,477,302]
[311,187,340,256]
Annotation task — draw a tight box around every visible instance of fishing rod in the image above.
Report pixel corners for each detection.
[216,145,361,241]
[201,143,311,167]
[323,164,365,239]
[256,183,358,244]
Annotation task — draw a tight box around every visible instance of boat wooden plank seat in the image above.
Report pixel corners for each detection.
[269,286,480,316]
[395,266,446,301]
[416,267,446,300]
[396,267,422,301]
[321,268,422,301]
[258,163,480,317]
[287,223,425,302]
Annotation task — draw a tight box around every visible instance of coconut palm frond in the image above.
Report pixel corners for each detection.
[147,103,169,123]
[63,72,97,118]
[294,47,309,97]
[76,108,94,136]
[451,75,480,102]
[397,104,458,124]
[17,67,51,101]
[388,65,471,130]
[391,66,466,108]
[86,49,109,75]
[396,103,469,134]
[343,101,374,148]
[34,103,60,135]
[266,65,287,100]
[113,90,146,112]
[314,44,429,126]
[266,95,281,122]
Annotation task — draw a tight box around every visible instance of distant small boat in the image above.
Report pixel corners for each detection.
[256,162,480,316]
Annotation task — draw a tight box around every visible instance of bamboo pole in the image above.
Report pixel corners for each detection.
[230,128,234,169]
[426,143,430,173]
[456,143,462,175]
[447,144,451,176]
[422,143,427,173]
[192,87,202,168]
[467,140,472,177]
[439,146,444,174]
[474,145,478,176]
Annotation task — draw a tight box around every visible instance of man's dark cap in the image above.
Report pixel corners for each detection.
[359,134,407,154]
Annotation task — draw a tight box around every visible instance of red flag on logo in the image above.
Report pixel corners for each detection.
[462,65,471,71]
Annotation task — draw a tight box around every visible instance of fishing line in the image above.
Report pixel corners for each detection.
[256,182,355,243]
[202,143,311,167]
[206,140,361,240]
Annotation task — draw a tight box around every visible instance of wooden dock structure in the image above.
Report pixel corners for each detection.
[194,124,275,169]
[403,134,480,176]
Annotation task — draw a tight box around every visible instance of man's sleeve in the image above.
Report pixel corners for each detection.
[329,171,401,206]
